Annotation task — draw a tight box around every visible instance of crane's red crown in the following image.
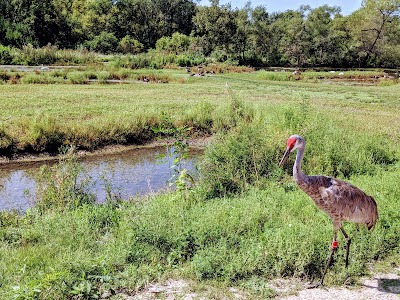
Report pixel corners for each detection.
[287,137,297,149]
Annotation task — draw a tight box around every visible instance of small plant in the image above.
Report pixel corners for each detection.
[34,146,95,212]
[68,260,114,299]
[0,128,14,155]
[152,112,193,190]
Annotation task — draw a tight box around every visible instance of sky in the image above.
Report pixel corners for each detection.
[197,0,363,16]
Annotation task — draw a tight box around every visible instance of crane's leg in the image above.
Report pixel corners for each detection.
[340,227,351,268]
[308,231,338,289]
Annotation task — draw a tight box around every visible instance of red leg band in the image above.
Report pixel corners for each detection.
[332,241,339,249]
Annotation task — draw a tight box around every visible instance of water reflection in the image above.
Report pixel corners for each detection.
[0,146,200,212]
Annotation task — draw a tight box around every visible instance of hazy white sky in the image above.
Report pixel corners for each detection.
[198,0,363,15]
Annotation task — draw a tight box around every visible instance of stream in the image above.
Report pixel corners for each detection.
[0,146,201,212]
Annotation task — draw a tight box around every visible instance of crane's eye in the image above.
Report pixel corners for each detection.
[287,137,297,149]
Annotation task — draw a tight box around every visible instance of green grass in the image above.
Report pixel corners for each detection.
[0,69,400,298]
[1,69,399,154]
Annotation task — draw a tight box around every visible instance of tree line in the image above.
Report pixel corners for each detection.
[1,0,400,67]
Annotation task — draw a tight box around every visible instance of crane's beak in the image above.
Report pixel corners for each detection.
[279,147,290,168]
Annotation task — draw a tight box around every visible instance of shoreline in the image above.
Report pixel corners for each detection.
[0,136,212,168]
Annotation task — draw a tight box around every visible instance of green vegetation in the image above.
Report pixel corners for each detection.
[1,0,400,68]
[0,70,399,298]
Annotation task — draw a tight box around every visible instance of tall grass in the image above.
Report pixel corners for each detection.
[1,166,399,298]
[34,148,95,213]
[3,44,97,66]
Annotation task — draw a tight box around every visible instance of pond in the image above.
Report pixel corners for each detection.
[0,146,201,212]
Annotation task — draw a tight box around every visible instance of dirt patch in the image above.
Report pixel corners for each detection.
[115,268,400,300]
[116,279,248,300]
[279,270,400,300]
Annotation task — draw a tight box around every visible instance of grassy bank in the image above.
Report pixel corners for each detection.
[0,70,399,298]
[0,165,399,299]
[0,69,399,156]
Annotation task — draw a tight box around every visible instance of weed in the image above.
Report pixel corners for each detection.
[152,112,193,190]
[34,147,95,212]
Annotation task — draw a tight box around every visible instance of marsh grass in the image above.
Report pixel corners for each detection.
[5,45,97,66]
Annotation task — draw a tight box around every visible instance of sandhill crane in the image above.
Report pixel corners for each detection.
[279,134,378,288]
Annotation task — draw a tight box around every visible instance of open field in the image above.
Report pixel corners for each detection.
[0,70,399,299]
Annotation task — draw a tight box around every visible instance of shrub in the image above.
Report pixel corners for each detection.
[96,71,111,82]
[300,122,398,178]
[198,124,281,198]
[18,115,65,152]
[84,32,119,54]
[0,45,13,64]
[20,73,64,84]
[67,71,88,84]
[13,44,58,65]
[0,70,10,82]
[119,35,144,54]
[155,33,190,54]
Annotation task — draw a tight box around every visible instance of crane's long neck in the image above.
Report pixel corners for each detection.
[293,146,307,185]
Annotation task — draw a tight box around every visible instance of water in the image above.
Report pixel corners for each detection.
[0,146,200,212]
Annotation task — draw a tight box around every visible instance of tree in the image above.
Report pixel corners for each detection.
[84,31,118,54]
[349,0,400,66]
[271,9,308,66]
[119,35,144,54]
[192,1,245,58]
[304,5,342,66]
[109,0,196,50]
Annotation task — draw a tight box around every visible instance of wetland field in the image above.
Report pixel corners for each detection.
[0,68,399,299]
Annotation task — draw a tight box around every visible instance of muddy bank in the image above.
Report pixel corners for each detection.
[0,136,212,168]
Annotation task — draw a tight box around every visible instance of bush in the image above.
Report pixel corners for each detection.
[0,45,13,64]
[119,35,144,54]
[0,70,10,82]
[198,125,281,198]
[84,32,119,54]
[20,73,64,84]
[18,115,65,152]
[301,123,398,178]
[67,71,88,84]
[96,71,111,82]
[12,44,58,65]
[155,33,190,54]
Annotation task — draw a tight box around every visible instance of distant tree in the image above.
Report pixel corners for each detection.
[349,0,400,66]
[232,2,252,62]
[304,5,342,66]
[192,1,244,58]
[155,32,190,53]
[110,0,196,50]
[119,35,144,54]
[154,0,196,37]
[84,31,118,54]
[271,9,308,66]
[249,5,275,65]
